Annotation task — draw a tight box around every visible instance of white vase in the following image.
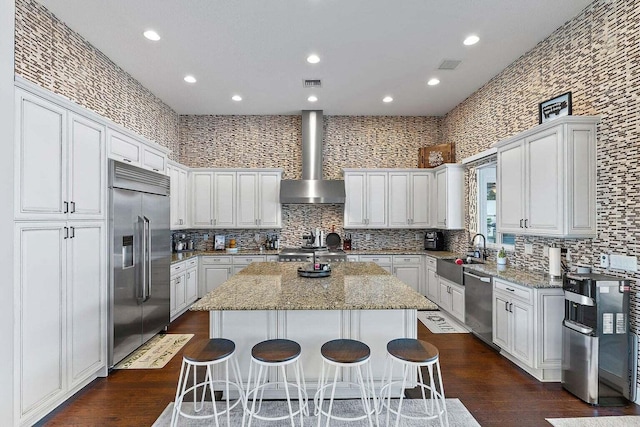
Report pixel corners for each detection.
[497,257,507,265]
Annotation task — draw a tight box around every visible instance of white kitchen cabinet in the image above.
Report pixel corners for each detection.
[425,256,439,300]
[433,164,464,230]
[236,170,282,229]
[496,116,599,237]
[167,162,189,229]
[392,255,423,293]
[232,255,267,274]
[388,171,431,228]
[190,170,235,228]
[15,221,106,425]
[343,170,388,228]
[492,278,563,381]
[170,258,199,321]
[14,89,106,221]
[359,255,393,273]
[438,276,465,323]
[199,256,233,297]
[107,128,168,174]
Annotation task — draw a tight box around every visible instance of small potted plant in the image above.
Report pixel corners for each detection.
[497,247,507,265]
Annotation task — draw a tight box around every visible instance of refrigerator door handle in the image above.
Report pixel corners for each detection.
[144,216,152,301]
[138,216,147,302]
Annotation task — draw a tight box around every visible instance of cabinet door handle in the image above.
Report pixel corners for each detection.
[506,287,515,292]
[524,219,528,228]
[63,226,69,239]
[64,201,69,213]
[505,301,509,312]
[69,226,75,239]
[519,219,523,228]
[187,272,190,279]
[122,158,132,163]
[70,201,76,213]
[509,302,513,313]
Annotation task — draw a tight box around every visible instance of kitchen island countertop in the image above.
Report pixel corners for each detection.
[190,261,437,311]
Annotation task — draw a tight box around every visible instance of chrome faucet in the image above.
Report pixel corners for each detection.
[470,233,488,260]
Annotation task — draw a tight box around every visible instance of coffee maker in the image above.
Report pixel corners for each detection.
[424,231,444,251]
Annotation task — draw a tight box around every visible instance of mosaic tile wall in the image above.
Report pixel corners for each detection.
[14,0,180,159]
[441,0,640,385]
[179,114,443,249]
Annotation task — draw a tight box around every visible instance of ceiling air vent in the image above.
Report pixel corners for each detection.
[303,79,322,88]
[438,59,461,70]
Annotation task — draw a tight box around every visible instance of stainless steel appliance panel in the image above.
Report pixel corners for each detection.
[108,160,170,367]
[562,325,599,404]
[463,270,497,349]
[141,192,170,344]
[110,188,144,365]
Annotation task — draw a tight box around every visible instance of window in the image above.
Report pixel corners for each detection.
[477,164,515,249]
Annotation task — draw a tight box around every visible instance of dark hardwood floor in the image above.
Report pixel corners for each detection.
[38,310,640,426]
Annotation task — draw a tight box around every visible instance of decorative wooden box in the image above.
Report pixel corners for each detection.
[418,144,454,168]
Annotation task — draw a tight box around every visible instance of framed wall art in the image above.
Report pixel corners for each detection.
[539,91,572,124]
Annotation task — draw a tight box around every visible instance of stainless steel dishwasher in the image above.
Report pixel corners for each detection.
[463,269,498,349]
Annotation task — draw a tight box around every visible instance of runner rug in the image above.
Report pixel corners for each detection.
[546,416,640,427]
[153,398,480,426]
[115,333,193,369]
[418,310,469,334]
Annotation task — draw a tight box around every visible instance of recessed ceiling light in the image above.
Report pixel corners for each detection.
[383,96,393,103]
[307,95,318,102]
[143,30,161,41]
[463,35,480,46]
[232,95,242,101]
[427,78,440,86]
[307,54,320,64]
[184,75,197,83]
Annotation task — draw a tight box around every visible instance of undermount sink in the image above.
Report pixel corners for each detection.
[436,257,485,285]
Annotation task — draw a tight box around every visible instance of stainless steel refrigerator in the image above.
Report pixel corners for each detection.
[108,160,171,367]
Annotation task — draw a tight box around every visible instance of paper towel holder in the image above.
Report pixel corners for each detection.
[548,244,563,279]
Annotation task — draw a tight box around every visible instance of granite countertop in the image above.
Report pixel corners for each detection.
[190,261,438,311]
[464,261,563,289]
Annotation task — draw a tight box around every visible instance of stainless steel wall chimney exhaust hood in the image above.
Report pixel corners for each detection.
[279,110,345,204]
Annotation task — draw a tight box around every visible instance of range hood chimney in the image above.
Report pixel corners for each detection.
[279,110,345,204]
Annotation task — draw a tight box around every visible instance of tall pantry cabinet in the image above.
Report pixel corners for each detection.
[13,83,107,426]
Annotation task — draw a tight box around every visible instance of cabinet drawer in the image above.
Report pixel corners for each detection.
[393,255,422,264]
[171,261,186,275]
[359,255,392,264]
[425,256,437,269]
[494,279,533,304]
[201,256,233,265]
[234,256,266,265]
[186,258,198,269]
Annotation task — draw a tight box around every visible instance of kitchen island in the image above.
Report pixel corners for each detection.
[191,261,436,397]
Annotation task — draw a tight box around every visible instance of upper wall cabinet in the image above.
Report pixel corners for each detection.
[344,170,388,228]
[107,128,168,174]
[167,161,189,230]
[236,170,282,229]
[388,171,431,228]
[191,170,236,228]
[496,116,599,238]
[15,88,106,221]
[433,164,464,230]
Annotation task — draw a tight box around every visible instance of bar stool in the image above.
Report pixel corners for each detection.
[314,339,378,427]
[243,339,308,426]
[379,339,448,427]
[171,338,245,427]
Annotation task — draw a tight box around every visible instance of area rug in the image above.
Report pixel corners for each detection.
[153,398,480,426]
[418,310,469,334]
[114,333,193,369]
[546,416,640,426]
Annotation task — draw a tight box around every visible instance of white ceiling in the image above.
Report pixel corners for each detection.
[36,0,592,116]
